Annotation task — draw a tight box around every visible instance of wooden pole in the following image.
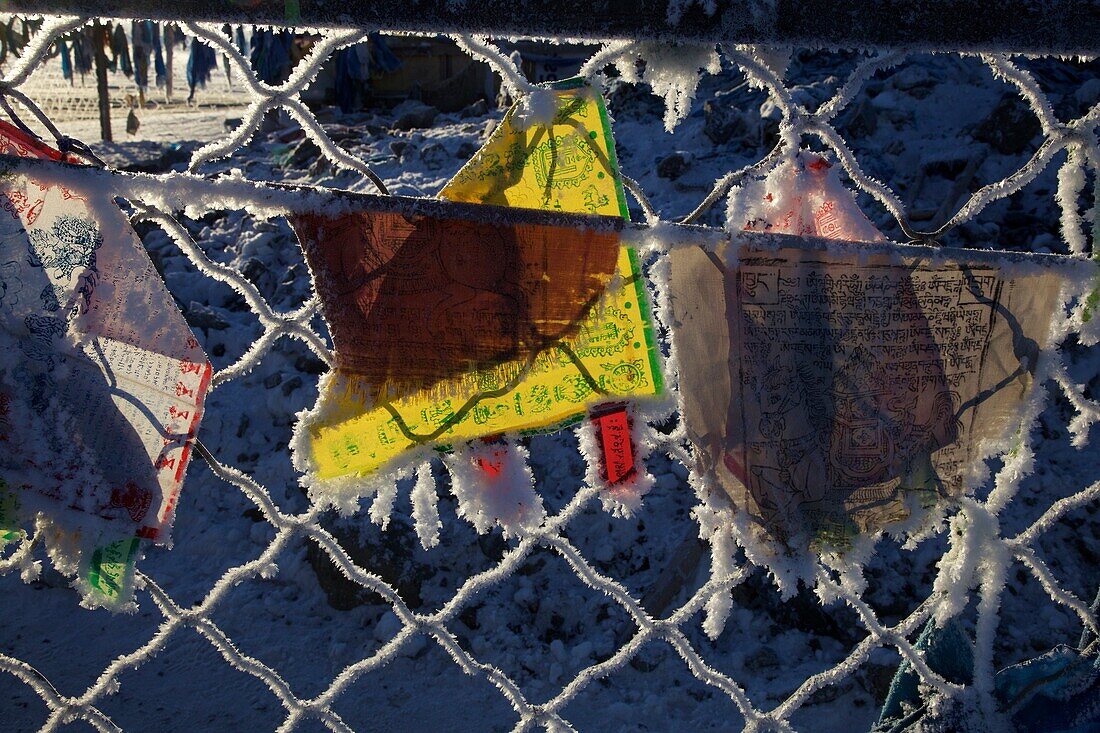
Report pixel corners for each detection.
[92,21,112,142]
[165,24,174,102]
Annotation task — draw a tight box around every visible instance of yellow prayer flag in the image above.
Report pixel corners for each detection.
[300,80,663,482]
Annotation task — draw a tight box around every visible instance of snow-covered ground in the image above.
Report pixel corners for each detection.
[3,46,1100,733]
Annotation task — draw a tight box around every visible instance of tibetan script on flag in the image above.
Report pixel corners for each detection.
[670,237,1070,550]
[295,81,663,485]
[0,121,210,604]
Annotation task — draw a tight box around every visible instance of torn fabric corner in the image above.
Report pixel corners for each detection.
[731,152,886,244]
[293,80,664,493]
[671,152,1076,565]
[0,120,211,608]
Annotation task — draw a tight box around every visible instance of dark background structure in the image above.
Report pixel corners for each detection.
[10,0,1100,55]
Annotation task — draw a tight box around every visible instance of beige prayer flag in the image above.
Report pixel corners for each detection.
[669,237,1067,550]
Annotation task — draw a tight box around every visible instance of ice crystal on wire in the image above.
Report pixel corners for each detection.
[614,42,721,133]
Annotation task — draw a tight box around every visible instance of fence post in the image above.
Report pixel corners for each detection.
[92,20,112,142]
[165,24,174,101]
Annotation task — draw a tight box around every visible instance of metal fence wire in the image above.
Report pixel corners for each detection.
[1,11,1100,733]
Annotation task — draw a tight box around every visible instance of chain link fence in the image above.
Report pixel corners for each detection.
[0,12,1099,733]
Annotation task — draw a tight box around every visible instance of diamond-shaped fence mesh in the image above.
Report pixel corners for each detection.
[1,12,1099,733]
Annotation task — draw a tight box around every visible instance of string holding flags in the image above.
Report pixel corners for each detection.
[291,79,665,529]
[0,121,211,608]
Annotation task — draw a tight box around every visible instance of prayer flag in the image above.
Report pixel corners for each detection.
[0,121,210,605]
[670,154,1074,551]
[295,81,663,486]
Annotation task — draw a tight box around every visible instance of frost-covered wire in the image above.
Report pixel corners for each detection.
[182,23,387,194]
[451,34,536,97]
[576,40,639,80]
[134,203,334,386]
[622,174,660,221]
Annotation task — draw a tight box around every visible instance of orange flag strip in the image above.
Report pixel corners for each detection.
[294,203,623,402]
